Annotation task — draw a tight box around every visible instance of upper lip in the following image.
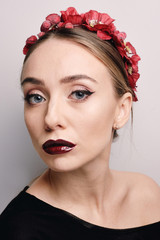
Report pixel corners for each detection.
[42,139,76,149]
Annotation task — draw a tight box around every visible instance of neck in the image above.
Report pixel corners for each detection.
[47,157,114,211]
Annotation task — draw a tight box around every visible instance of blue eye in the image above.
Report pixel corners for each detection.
[24,94,45,105]
[71,90,94,101]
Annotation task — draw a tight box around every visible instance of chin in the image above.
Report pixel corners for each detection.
[40,153,85,173]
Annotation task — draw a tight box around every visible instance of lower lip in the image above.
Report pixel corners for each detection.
[43,146,75,155]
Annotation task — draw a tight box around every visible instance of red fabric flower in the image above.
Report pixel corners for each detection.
[23,45,29,55]
[83,10,114,27]
[26,35,37,45]
[60,7,83,26]
[125,42,136,55]
[23,35,37,55]
[83,10,99,26]
[114,31,127,42]
[46,14,61,25]
[40,20,52,32]
[60,7,79,21]
[37,32,45,38]
[82,10,115,41]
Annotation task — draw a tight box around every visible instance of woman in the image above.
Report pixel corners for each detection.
[0,7,160,239]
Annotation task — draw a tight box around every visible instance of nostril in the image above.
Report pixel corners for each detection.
[44,122,64,132]
[45,125,52,132]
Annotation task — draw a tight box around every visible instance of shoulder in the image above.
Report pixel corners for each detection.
[127,172,160,203]
[120,171,160,224]
[113,170,160,198]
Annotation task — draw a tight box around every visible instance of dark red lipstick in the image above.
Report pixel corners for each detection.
[42,139,76,155]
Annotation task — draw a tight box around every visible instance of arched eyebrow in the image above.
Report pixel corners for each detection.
[21,74,97,87]
[21,77,43,87]
[60,74,97,84]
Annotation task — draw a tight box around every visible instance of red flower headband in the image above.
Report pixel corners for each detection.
[23,7,140,101]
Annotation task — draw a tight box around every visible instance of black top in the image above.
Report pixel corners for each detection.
[0,186,160,240]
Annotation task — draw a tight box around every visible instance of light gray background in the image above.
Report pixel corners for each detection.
[0,0,160,213]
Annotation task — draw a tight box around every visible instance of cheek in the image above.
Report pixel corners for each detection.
[71,100,115,164]
[77,99,116,144]
[24,107,43,139]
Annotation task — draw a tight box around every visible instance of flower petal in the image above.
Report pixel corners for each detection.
[83,10,99,25]
[65,22,74,28]
[57,22,65,28]
[99,13,114,25]
[67,15,83,25]
[65,7,79,15]
[126,42,136,54]
[61,7,79,21]
[131,54,141,62]
[97,30,112,40]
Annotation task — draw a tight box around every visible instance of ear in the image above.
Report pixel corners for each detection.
[114,92,132,129]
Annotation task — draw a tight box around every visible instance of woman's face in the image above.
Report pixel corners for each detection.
[21,38,120,172]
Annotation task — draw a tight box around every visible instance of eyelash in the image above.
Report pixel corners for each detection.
[24,90,94,105]
[70,90,94,102]
[24,94,45,105]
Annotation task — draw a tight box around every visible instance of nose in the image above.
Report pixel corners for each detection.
[44,98,66,131]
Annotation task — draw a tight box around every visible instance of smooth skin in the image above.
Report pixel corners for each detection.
[21,38,160,229]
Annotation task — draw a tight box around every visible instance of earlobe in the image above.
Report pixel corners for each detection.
[114,92,132,129]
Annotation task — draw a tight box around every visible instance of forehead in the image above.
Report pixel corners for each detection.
[22,38,111,85]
